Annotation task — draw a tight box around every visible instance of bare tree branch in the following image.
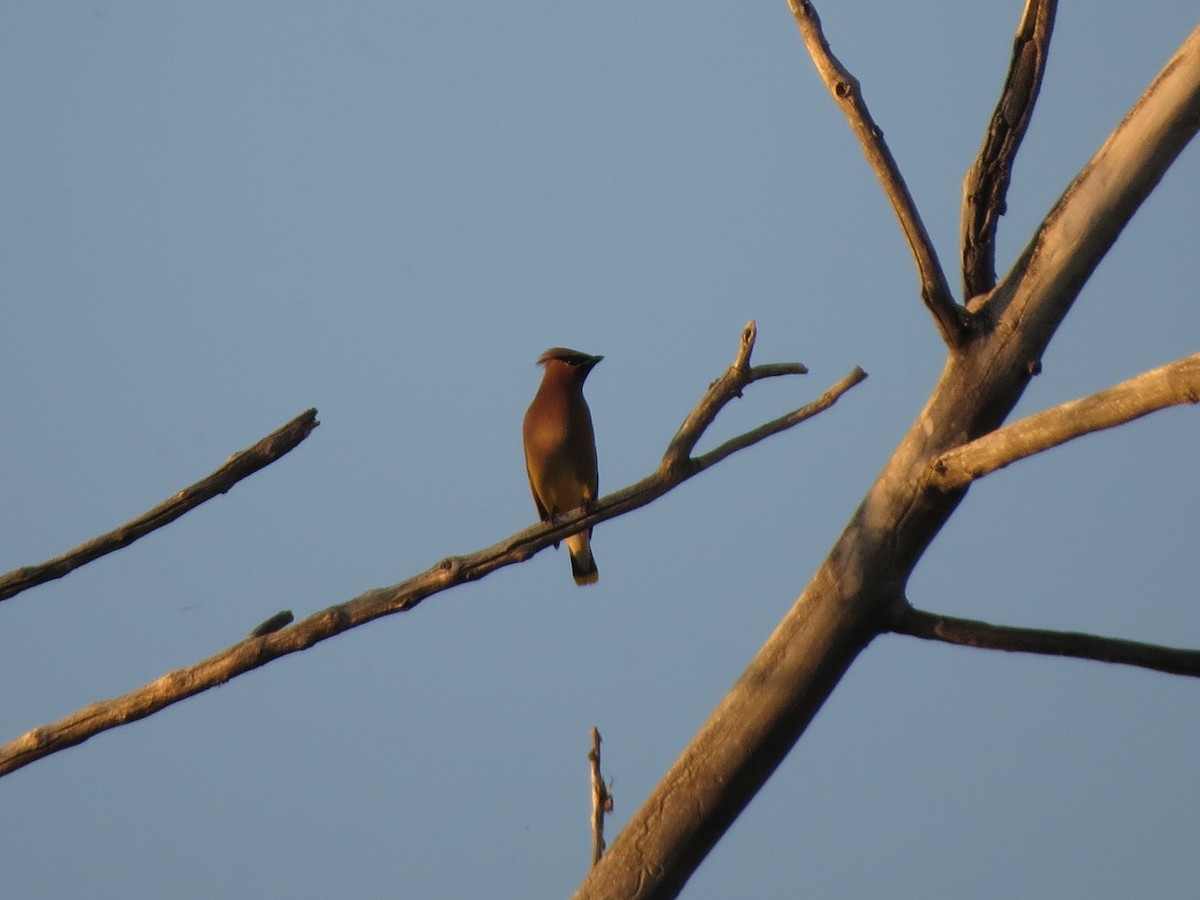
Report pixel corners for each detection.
[980,24,1200,332]
[0,327,865,778]
[662,321,808,469]
[694,366,866,472]
[932,353,1200,490]
[890,604,1200,678]
[576,23,1200,900]
[0,409,320,604]
[962,0,1057,299]
[589,726,614,868]
[788,0,970,347]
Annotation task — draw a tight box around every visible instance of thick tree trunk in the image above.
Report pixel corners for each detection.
[575,19,1200,900]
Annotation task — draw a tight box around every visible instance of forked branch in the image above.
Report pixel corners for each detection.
[0,324,865,778]
[788,0,969,347]
[932,353,1200,490]
[574,20,1200,900]
[662,320,811,469]
[0,409,320,603]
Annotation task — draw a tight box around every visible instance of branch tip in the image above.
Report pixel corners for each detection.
[734,320,758,371]
[589,726,613,867]
[0,408,320,604]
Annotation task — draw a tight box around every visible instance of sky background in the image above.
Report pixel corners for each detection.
[2,3,1198,898]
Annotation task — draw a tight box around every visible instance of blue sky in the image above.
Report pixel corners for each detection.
[2,3,1198,898]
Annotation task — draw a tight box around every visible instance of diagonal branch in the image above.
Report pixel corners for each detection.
[932,353,1200,490]
[890,603,1200,678]
[0,326,866,778]
[788,0,970,347]
[0,409,320,604]
[577,23,1200,900]
[982,24,1200,335]
[962,0,1057,300]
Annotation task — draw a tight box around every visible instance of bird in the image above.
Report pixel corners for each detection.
[523,347,603,586]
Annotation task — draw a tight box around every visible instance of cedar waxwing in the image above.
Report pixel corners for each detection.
[523,348,603,586]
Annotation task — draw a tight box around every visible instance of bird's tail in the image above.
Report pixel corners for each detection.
[566,531,599,587]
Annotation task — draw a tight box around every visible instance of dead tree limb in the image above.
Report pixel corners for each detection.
[0,324,864,778]
[933,353,1200,489]
[574,18,1200,900]
[890,605,1200,678]
[788,0,969,346]
[0,409,319,604]
[589,726,614,868]
[962,0,1057,298]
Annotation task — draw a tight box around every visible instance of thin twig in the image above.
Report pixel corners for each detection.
[788,0,969,347]
[662,321,809,470]
[0,327,866,777]
[0,409,320,603]
[932,353,1200,490]
[962,0,1057,299]
[891,604,1200,678]
[694,366,867,473]
[588,726,613,868]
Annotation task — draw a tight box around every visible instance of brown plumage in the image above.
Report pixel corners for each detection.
[522,347,603,586]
